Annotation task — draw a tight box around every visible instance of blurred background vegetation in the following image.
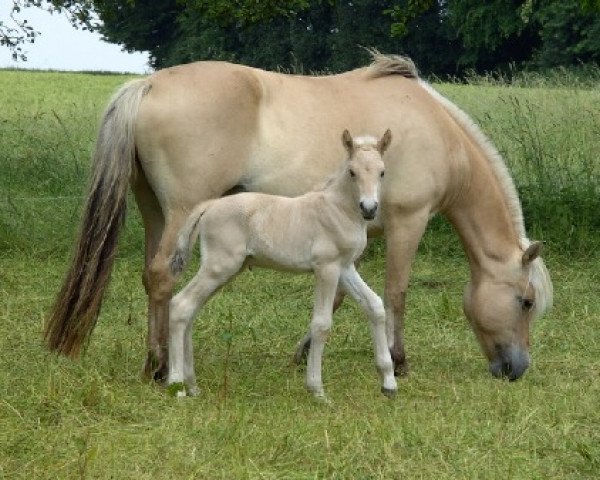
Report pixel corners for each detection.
[36,0,600,75]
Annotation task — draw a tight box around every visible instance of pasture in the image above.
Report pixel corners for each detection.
[1,69,599,478]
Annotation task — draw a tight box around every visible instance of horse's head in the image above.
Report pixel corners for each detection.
[463,241,552,380]
[342,129,391,220]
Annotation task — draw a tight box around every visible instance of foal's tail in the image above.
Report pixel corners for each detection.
[44,78,151,357]
[169,201,215,276]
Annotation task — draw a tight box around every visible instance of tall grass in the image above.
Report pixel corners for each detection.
[435,81,600,254]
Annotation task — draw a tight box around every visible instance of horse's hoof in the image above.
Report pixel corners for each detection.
[381,387,397,398]
[391,355,409,377]
[293,337,311,365]
[153,364,168,384]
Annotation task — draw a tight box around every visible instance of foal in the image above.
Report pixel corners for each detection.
[167,129,396,399]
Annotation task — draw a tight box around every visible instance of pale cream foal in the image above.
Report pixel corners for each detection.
[167,129,396,399]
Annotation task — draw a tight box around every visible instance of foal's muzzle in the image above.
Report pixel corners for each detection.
[489,345,530,381]
[360,201,378,220]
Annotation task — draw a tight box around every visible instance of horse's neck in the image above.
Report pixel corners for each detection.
[446,153,521,281]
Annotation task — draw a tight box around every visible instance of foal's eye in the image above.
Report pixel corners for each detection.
[380,171,385,178]
[349,169,356,178]
[518,296,535,311]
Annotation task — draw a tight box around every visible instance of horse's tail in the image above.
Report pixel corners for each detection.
[44,78,151,357]
[169,200,216,276]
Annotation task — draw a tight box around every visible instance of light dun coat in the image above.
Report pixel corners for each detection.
[45,53,552,385]
[168,130,395,398]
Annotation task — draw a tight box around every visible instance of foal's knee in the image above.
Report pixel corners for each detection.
[368,296,386,320]
[310,316,332,342]
[169,294,195,329]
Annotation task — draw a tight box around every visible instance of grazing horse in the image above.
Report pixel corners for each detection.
[167,130,395,398]
[44,52,553,383]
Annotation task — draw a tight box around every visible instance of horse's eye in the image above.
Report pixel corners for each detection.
[518,296,534,311]
[380,171,385,178]
[349,169,356,178]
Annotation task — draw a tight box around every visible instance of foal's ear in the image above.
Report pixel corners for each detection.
[522,241,542,266]
[378,129,392,155]
[342,129,354,154]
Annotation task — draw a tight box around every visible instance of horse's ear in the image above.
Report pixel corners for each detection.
[342,129,353,154]
[522,241,542,266]
[378,129,392,154]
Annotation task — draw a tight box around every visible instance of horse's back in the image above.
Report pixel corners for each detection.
[135,60,465,215]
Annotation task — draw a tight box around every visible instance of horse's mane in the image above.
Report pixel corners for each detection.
[366,50,418,79]
[407,70,553,317]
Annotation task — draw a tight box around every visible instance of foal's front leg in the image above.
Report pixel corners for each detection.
[340,266,397,396]
[306,264,341,399]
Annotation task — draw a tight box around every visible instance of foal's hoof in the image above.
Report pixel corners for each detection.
[380,387,398,399]
[167,382,187,397]
[313,393,332,406]
[166,381,200,398]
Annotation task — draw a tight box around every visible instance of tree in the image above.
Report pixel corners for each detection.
[533,0,600,68]
[4,0,600,75]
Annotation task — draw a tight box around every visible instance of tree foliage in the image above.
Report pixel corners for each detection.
[3,0,600,75]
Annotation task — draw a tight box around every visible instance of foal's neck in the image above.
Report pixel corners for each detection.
[323,171,364,224]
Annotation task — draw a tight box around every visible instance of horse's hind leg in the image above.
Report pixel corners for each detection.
[133,170,170,381]
[143,212,188,382]
[340,266,396,396]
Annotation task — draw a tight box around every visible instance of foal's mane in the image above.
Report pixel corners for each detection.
[365,51,553,315]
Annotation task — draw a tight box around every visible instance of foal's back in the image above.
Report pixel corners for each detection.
[199,190,364,272]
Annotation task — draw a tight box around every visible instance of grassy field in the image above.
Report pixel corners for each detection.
[0,69,599,479]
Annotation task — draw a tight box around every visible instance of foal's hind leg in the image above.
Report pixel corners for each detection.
[169,251,246,396]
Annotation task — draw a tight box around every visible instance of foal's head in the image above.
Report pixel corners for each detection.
[341,129,391,220]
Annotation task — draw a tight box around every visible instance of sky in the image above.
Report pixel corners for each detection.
[0,3,150,73]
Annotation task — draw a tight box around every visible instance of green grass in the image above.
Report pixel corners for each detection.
[1,250,599,478]
[0,69,599,478]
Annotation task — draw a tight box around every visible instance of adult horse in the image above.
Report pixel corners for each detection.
[45,52,553,383]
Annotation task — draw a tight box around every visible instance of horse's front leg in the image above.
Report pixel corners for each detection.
[384,206,430,376]
[306,264,341,399]
[340,266,396,396]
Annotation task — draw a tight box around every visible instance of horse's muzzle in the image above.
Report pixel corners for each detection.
[360,201,378,220]
[489,345,530,381]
